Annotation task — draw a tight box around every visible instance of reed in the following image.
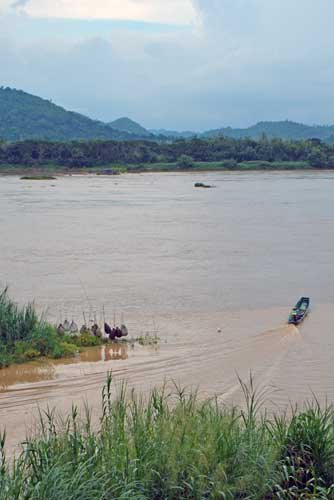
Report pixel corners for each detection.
[0,288,77,367]
[1,374,334,498]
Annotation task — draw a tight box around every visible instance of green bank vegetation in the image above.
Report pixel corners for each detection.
[0,135,332,171]
[20,175,56,180]
[1,374,334,498]
[0,288,100,368]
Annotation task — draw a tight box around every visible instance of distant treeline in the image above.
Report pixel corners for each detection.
[0,135,333,168]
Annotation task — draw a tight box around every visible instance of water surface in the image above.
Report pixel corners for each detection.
[1,171,334,453]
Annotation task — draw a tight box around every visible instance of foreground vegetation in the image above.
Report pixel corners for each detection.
[1,374,334,499]
[0,288,100,368]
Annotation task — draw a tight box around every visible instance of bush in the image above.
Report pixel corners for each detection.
[14,341,40,363]
[73,333,102,347]
[29,323,59,357]
[0,288,98,368]
[0,287,39,345]
[177,154,194,169]
[58,342,78,358]
[0,348,14,368]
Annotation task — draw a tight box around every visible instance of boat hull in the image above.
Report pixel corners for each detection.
[288,297,310,325]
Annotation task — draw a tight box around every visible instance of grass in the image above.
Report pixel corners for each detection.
[0,288,160,369]
[0,288,78,368]
[0,160,313,177]
[0,374,334,498]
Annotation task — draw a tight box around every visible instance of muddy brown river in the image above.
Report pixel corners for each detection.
[1,171,334,455]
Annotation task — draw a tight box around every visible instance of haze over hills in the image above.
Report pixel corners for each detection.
[151,122,334,141]
[201,121,334,141]
[1,87,334,143]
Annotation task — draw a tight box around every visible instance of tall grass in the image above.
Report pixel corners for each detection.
[0,287,39,346]
[1,374,334,499]
[0,288,77,367]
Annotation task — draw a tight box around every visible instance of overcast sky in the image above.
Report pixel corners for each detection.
[1,0,334,130]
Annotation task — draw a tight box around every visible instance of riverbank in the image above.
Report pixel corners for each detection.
[0,288,159,370]
[1,373,334,499]
[0,160,313,176]
[0,288,110,368]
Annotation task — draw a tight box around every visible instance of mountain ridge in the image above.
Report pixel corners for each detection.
[0,87,145,141]
[1,87,334,142]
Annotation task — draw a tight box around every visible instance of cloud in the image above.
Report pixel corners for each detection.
[13,0,196,25]
[1,0,334,129]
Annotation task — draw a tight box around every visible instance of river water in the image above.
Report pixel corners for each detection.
[1,171,334,454]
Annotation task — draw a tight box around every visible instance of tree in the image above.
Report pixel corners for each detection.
[177,154,194,169]
[308,148,327,168]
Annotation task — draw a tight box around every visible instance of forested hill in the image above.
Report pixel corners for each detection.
[2,87,334,143]
[108,117,152,137]
[150,121,334,141]
[0,87,143,141]
[202,121,334,141]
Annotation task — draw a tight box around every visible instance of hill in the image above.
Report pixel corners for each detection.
[150,121,334,141]
[108,117,151,137]
[0,87,141,141]
[1,87,334,143]
[202,120,334,140]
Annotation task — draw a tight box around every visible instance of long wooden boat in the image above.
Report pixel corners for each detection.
[288,297,310,325]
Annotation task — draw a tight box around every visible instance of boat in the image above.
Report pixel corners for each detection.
[288,297,310,325]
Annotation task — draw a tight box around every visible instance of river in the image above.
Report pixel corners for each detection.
[1,171,334,454]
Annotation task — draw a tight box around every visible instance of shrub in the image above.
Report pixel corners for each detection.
[0,348,14,368]
[59,342,78,358]
[14,341,40,363]
[73,334,102,347]
[29,323,59,357]
[177,154,194,169]
[0,287,39,345]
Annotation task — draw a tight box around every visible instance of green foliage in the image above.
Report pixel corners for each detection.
[1,376,334,499]
[108,117,151,137]
[177,153,194,168]
[0,287,39,346]
[13,342,40,363]
[0,288,78,367]
[1,133,334,170]
[0,347,14,369]
[29,323,59,357]
[0,87,144,142]
[58,342,78,358]
[72,334,102,348]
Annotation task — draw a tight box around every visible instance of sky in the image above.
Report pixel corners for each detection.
[0,0,334,130]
